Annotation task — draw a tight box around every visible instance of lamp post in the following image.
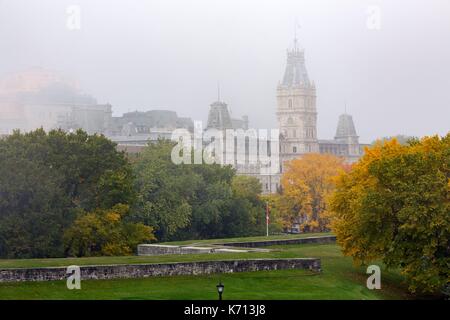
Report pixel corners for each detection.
[216,282,224,300]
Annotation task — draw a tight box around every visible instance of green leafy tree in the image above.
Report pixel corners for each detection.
[0,129,134,258]
[179,164,235,239]
[132,139,267,241]
[0,156,69,258]
[225,175,266,237]
[132,139,194,240]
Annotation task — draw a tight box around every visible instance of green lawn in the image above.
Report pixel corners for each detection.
[0,242,413,300]
[160,232,333,245]
[0,233,332,269]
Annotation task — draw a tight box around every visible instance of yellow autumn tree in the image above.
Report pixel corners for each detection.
[329,134,450,294]
[64,204,155,257]
[278,153,348,232]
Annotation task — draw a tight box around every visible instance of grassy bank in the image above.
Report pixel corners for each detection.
[0,242,412,300]
[0,233,331,269]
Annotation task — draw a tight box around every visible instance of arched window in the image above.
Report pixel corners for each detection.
[293,146,297,153]
[288,99,293,108]
[287,117,293,125]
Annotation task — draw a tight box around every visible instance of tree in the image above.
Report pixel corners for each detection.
[260,194,284,234]
[176,172,267,239]
[278,153,347,232]
[132,139,195,240]
[0,129,134,258]
[179,164,235,239]
[2,128,134,211]
[224,175,267,237]
[64,204,155,257]
[329,135,450,294]
[0,156,69,258]
[132,139,267,241]
[371,134,416,146]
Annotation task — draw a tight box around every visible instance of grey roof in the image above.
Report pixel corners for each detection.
[335,114,358,139]
[318,139,343,145]
[281,48,311,87]
[206,101,233,130]
[112,110,193,132]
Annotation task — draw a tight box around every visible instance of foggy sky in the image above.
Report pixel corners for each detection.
[0,0,449,142]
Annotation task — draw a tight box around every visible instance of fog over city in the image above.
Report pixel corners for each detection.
[0,0,449,142]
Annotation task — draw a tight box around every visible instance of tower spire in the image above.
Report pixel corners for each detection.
[281,23,310,87]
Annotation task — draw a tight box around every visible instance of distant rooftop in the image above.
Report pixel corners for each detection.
[281,47,311,87]
[206,100,233,130]
[335,114,358,139]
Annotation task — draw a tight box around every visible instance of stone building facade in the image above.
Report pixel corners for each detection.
[205,42,368,193]
[277,45,319,173]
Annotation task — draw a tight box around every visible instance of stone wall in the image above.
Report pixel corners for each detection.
[0,258,320,282]
[219,235,336,248]
[137,244,248,256]
[138,244,215,256]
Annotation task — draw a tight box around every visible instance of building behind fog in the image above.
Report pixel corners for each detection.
[276,43,368,166]
[205,41,368,193]
[108,110,195,151]
[111,110,194,136]
[0,68,196,142]
[0,41,368,194]
[0,68,112,135]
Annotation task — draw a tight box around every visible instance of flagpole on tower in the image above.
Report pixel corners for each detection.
[294,18,301,50]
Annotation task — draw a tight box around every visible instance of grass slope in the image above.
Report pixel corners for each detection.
[0,233,331,269]
[0,243,412,300]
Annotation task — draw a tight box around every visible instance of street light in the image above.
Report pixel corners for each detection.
[216,282,224,300]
